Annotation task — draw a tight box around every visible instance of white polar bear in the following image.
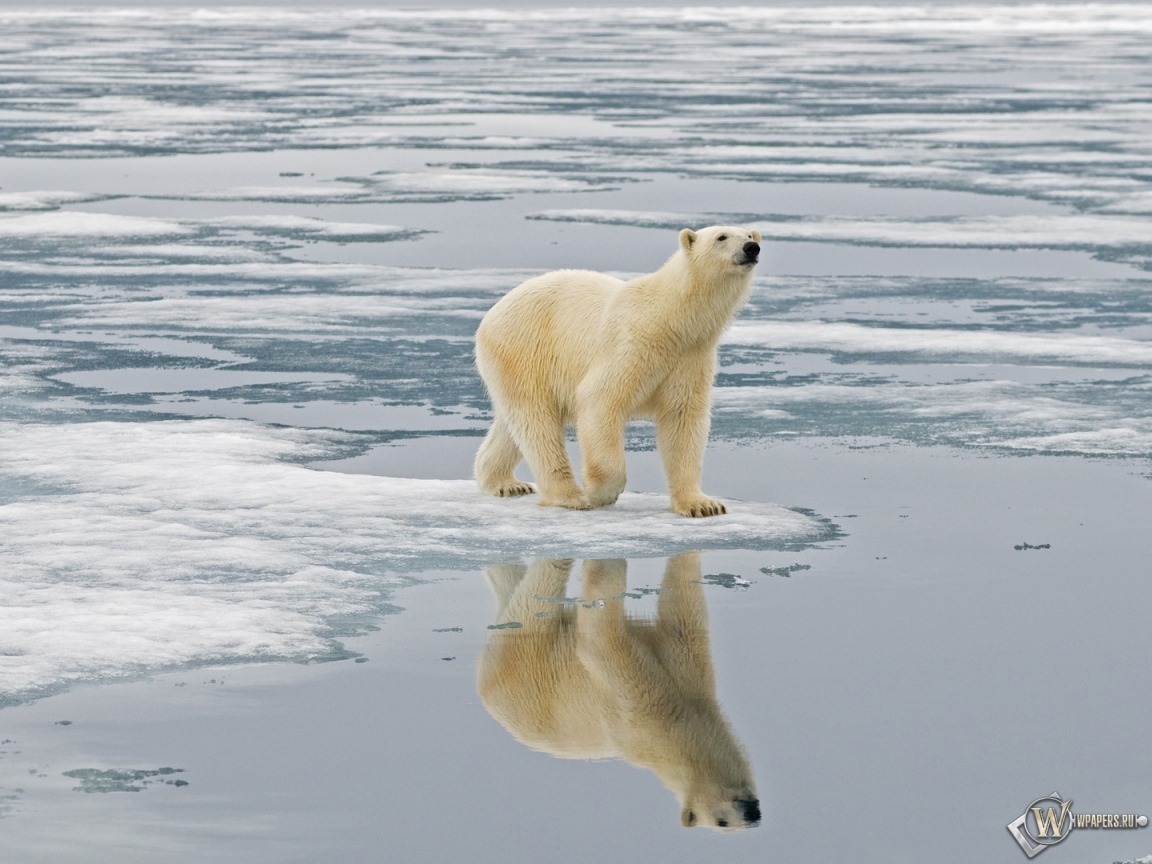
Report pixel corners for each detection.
[474,225,761,516]
[478,553,761,831]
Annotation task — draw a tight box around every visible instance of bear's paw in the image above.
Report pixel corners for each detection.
[673,495,728,518]
[538,490,591,510]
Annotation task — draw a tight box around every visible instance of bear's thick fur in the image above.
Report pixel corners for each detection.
[477,553,761,831]
[474,225,761,516]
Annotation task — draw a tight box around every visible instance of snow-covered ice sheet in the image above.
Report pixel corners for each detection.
[0,419,835,705]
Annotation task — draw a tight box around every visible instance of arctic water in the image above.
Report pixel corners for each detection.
[1,6,1151,863]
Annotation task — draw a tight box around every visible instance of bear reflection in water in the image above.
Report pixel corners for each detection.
[478,552,761,831]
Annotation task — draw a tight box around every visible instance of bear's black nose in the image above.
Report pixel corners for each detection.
[743,241,760,260]
[735,797,761,824]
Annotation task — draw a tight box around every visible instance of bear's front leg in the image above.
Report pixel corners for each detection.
[656,363,727,518]
[576,397,628,509]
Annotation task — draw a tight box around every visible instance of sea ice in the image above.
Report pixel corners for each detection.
[0,418,835,704]
[725,321,1152,366]
[0,211,189,238]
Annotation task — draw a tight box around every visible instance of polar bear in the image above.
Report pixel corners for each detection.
[474,225,761,516]
[477,553,761,831]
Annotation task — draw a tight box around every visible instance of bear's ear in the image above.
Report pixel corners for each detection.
[679,228,697,252]
[750,229,762,243]
[681,808,697,827]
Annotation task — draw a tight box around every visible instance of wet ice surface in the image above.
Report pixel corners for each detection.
[1,5,1152,862]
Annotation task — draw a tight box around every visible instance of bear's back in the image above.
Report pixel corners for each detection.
[476,269,625,401]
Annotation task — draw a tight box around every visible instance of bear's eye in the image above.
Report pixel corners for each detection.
[716,234,727,242]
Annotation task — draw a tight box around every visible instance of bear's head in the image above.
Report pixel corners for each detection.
[678,225,762,272]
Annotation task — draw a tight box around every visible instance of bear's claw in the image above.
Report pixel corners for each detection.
[674,497,727,518]
[495,482,535,497]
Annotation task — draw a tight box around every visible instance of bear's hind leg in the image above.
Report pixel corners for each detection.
[475,416,535,498]
[504,405,587,509]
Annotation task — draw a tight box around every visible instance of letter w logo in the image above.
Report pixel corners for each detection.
[1032,799,1073,838]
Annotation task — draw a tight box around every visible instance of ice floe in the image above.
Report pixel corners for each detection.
[0,191,111,212]
[713,380,1152,455]
[55,292,487,333]
[0,211,189,238]
[725,321,1152,367]
[0,419,835,703]
[200,215,421,241]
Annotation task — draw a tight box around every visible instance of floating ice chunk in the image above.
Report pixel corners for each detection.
[0,191,109,212]
[62,767,186,793]
[760,563,812,577]
[1001,427,1152,455]
[362,170,615,196]
[176,170,618,203]
[0,211,188,238]
[712,379,1152,456]
[725,321,1152,366]
[700,572,752,590]
[0,419,835,704]
[179,185,372,202]
[55,293,487,332]
[93,243,273,262]
[528,209,692,228]
[202,215,421,241]
[1099,191,1152,216]
[0,210,421,248]
[65,94,274,127]
[0,340,54,395]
